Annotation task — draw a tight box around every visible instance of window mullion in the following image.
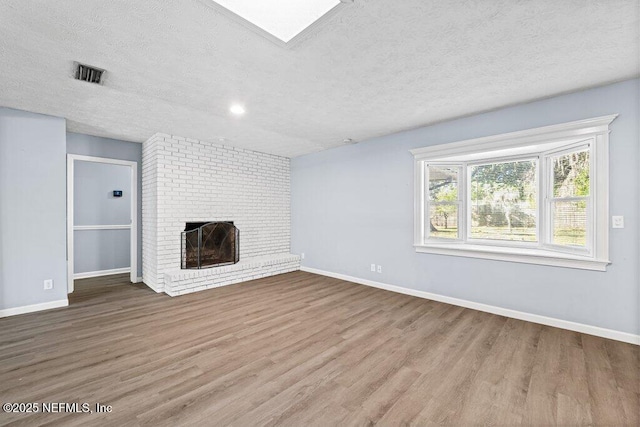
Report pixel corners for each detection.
[541,154,549,247]
[536,156,543,248]
[549,196,589,202]
[588,142,596,255]
[460,164,467,242]
[424,163,430,244]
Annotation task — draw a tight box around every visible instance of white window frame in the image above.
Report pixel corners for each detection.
[543,142,594,257]
[465,155,540,247]
[425,164,463,240]
[411,115,617,271]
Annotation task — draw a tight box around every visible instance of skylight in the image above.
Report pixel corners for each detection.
[213,0,341,43]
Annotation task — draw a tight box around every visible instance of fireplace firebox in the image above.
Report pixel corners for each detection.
[181,221,239,269]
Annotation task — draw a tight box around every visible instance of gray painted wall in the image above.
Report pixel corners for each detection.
[0,108,68,309]
[67,132,143,277]
[74,229,130,274]
[73,161,132,274]
[291,79,640,335]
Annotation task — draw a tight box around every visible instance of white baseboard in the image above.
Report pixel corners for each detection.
[135,276,143,283]
[300,266,640,346]
[74,267,130,279]
[0,299,69,318]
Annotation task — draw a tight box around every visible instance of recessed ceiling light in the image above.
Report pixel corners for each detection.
[230,104,246,115]
[213,0,341,43]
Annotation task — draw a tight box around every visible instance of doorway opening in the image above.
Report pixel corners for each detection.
[66,154,138,293]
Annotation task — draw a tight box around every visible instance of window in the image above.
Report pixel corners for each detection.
[427,166,460,240]
[549,147,590,248]
[411,115,617,271]
[469,158,538,242]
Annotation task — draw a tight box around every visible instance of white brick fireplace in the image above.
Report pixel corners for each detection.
[142,133,299,296]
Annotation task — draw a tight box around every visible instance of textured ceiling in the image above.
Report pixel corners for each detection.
[0,0,638,157]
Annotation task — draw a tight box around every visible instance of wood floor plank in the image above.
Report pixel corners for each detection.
[453,318,541,425]
[556,335,593,426]
[0,271,637,426]
[582,335,634,426]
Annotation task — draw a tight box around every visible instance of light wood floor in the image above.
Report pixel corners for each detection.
[0,272,637,426]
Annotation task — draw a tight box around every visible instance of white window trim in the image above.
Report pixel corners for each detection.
[411,115,617,271]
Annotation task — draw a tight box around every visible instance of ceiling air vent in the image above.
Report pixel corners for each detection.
[74,63,105,84]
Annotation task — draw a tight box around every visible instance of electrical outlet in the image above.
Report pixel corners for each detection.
[301,252,305,259]
[612,216,624,229]
[377,265,382,274]
[370,263,376,272]
[43,279,53,290]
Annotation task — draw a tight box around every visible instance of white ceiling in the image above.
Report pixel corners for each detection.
[0,0,638,158]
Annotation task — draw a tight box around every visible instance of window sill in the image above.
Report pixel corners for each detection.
[414,243,610,271]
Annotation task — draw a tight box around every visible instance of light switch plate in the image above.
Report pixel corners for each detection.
[612,216,624,229]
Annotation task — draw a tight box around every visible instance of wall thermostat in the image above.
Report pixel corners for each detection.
[113,190,123,197]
